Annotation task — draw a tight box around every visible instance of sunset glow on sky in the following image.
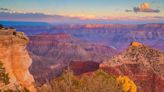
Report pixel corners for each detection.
[0,0,164,23]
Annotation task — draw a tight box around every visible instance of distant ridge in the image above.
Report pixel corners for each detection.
[0,21,49,26]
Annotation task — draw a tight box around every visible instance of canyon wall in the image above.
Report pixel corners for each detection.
[68,42,164,92]
[28,33,117,84]
[0,28,36,91]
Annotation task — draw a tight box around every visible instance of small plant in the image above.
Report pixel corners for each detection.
[0,62,10,85]
[38,69,124,92]
[0,61,29,92]
[117,76,137,92]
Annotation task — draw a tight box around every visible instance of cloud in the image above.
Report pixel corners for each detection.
[126,2,160,13]
[0,8,11,11]
[140,3,150,10]
[133,7,160,13]
[0,10,164,24]
[125,9,132,12]
[0,11,83,23]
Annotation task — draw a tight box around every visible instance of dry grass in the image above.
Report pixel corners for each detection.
[37,69,123,92]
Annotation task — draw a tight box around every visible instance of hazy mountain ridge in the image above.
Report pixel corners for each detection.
[3,23,163,51]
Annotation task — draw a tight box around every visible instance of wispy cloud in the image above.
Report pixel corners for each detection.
[0,8,9,11]
[153,16,164,19]
[0,11,82,23]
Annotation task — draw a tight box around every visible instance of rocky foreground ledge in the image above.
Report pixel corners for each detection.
[0,27,36,91]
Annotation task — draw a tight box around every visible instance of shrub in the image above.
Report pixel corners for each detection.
[38,69,123,92]
[117,76,137,92]
[0,61,29,92]
[0,62,10,85]
[131,42,142,47]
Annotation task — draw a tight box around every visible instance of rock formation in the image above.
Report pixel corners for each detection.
[0,28,36,91]
[100,42,164,92]
[68,42,164,92]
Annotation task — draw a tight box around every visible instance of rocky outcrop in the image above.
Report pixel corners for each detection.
[100,42,164,92]
[0,28,36,91]
[68,42,164,92]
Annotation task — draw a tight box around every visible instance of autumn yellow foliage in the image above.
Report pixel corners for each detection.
[131,42,142,47]
[117,76,137,92]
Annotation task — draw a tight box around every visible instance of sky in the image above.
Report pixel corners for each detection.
[0,0,164,24]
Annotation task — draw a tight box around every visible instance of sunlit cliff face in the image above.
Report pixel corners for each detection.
[11,44,35,92]
[0,29,36,92]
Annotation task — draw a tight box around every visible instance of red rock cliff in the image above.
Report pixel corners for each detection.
[0,28,36,91]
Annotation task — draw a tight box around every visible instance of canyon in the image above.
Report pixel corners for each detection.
[23,23,164,85]
[28,33,116,84]
[0,22,164,92]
